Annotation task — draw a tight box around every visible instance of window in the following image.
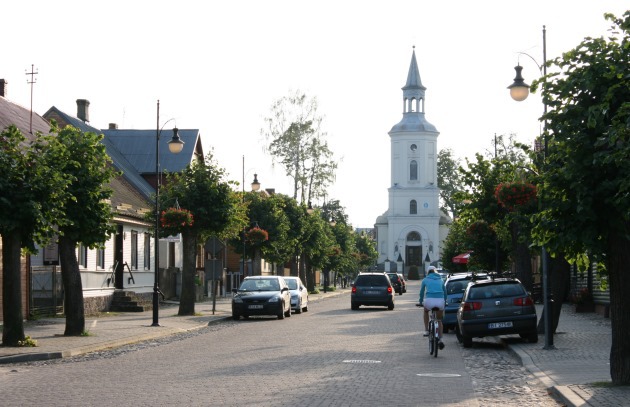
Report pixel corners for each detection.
[410,160,418,180]
[407,231,421,241]
[79,244,88,268]
[410,200,417,214]
[144,233,151,269]
[131,231,138,270]
[97,248,105,269]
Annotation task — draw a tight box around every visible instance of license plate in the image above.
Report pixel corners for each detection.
[248,305,263,309]
[488,321,513,329]
[364,290,379,295]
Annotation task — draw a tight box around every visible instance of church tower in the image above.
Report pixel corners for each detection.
[375,47,440,278]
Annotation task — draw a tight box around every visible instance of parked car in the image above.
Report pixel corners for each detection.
[351,272,395,310]
[397,273,407,293]
[284,276,309,314]
[443,273,489,332]
[386,272,404,295]
[457,277,538,348]
[232,276,292,320]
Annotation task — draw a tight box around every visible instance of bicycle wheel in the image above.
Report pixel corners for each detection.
[428,321,435,355]
[433,324,439,358]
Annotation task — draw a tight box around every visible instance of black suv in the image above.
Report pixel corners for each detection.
[386,272,404,295]
[457,277,537,348]
[351,272,395,310]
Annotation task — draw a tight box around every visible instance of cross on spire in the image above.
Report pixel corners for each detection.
[25,64,38,133]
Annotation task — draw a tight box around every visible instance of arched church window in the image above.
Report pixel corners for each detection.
[410,160,418,180]
[410,200,417,214]
[407,231,421,241]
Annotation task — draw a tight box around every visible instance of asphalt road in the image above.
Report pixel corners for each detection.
[1,281,561,407]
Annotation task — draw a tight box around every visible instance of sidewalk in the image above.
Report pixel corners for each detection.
[2,289,628,406]
[0,288,349,364]
[506,303,630,407]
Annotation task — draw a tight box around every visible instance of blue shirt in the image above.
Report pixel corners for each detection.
[419,272,447,304]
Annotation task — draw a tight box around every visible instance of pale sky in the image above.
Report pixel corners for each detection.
[2,1,627,227]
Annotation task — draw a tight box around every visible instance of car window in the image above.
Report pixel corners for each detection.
[286,279,298,290]
[468,283,525,299]
[447,281,465,295]
[356,275,388,286]
[240,279,280,291]
[387,274,399,282]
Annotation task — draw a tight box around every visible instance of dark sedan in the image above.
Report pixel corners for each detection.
[232,276,292,320]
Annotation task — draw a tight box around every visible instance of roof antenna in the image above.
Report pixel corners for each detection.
[25,64,38,134]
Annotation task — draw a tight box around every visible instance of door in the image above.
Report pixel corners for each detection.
[114,225,124,289]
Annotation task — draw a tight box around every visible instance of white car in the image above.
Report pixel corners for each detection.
[284,276,309,314]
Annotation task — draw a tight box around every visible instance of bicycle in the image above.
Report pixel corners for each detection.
[417,304,441,357]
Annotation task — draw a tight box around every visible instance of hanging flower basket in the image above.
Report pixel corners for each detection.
[245,226,269,245]
[160,207,194,234]
[495,182,537,211]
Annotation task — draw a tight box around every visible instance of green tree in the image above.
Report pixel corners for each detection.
[531,12,630,384]
[159,154,242,316]
[437,148,463,218]
[354,231,378,272]
[261,90,337,204]
[47,125,119,336]
[0,126,69,345]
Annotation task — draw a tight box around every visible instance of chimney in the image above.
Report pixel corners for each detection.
[76,99,90,122]
[109,123,118,129]
[0,79,7,97]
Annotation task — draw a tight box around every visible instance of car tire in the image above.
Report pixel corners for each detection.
[284,304,292,318]
[455,326,463,343]
[232,314,240,320]
[277,307,285,320]
[527,332,538,343]
[303,304,308,312]
[295,300,302,314]
[351,303,359,310]
[387,302,395,310]
[462,335,473,348]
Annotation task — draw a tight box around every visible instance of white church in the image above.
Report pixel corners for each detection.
[374,47,450,279]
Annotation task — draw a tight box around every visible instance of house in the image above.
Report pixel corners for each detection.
[0,79,52,322]
[28,99,203,313]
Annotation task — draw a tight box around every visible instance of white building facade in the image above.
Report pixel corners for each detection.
[375,48,440,278]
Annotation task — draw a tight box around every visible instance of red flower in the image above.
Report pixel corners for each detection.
[495,182,537,211]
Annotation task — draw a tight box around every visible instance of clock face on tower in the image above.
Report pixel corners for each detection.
[410,144,417,151]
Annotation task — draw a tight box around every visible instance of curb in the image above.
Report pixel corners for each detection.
[506,342,587,407]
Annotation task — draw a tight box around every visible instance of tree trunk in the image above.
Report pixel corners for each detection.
[537,254,570,335]
[290,252,299,277]
[58,235,85,336]
[2,232,25,346]
[178,229,198,316]
[608,221,630,384]
[512,222,533,291]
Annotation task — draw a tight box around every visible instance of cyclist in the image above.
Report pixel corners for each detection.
[419,266,447,350]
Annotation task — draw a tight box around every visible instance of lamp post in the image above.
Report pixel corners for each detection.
[508,26,554,349]
[153,100,185,327]
[241,155,261,280]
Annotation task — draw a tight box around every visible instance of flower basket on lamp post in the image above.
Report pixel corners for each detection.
[245,226,269,246]
[160,207,194,236]
[495,181,538,212]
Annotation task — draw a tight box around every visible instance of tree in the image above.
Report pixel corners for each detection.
[261,90,337,204]
[437,148,463,218]
[354,232,378,272]
[47,125,118,336]
[159,154,242,316]
[531,12,630,384]
[0,126,69,345]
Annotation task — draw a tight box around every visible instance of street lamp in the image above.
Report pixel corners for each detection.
[241,156,261,280]
[508,26,554,349]
[153,100,185,327]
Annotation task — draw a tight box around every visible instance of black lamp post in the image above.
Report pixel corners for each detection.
[508,26,554,349]
[153,100,185,327]
[241,156,261,280]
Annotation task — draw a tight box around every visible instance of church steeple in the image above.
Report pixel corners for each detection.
[402,46,426,114]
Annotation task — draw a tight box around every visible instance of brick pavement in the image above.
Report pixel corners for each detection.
[1,286,628,406]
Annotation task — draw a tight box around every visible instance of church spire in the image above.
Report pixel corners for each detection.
[402,46,426,114]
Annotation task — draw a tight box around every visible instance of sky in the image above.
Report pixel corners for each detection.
[2,1,627,228]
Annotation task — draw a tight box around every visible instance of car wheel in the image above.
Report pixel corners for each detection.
[351,303,359,310]
[295,300,302,314]
[277,307,285,320]
[455,326,463,343]
[232,314,240,320]
[526,332,538,343]
[388,302,395,310]
[462,335,473,348]
[284,304,292,318]
[303,303,308,312]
